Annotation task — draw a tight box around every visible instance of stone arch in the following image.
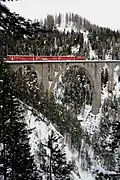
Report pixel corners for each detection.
[49,63,95,91]
[49,63,99,114]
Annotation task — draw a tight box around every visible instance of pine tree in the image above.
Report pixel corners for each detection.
[6,99,38,180]
[37,140,49,179]
[0,62,38,180]
[37,131,74,180]
[57,13,62,27]
[65,13,69,27]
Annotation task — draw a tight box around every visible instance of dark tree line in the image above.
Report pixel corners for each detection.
[0,0,55,59]
[1,0,120,59]
[0,62,39,180]
[0,0,120,59]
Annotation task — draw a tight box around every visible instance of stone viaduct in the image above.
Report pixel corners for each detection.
[8,60,120,114]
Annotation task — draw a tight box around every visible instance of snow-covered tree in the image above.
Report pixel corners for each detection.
[37,131,74,180]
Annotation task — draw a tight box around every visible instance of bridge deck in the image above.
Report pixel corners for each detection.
[5,60,120,64]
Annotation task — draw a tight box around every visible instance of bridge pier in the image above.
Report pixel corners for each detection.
[91,63,101,114]
[92,90,101,114]
[34,63,49,90]
[108,63,115,92]
[48,63,55,81]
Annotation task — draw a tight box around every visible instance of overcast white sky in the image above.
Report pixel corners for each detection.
[3,0,120,30]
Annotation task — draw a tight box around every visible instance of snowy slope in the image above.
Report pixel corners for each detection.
[78,64,120,177]
[23,104,95,180]
[53,63,120,176]
[113,65,120,97]
[55,17,96,59]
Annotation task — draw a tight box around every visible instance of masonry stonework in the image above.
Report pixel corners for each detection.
[9,62,120,115]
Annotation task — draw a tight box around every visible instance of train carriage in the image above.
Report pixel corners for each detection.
[7,55,86,61]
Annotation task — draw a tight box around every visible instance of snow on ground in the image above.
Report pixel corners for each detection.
[78,106,101,135]
[80,29,89,43]
[56,19,89,43]
[89,43,97,59]
[77,105,91,121]
[105,54,112,60]
[25,109,50,155]
[79,170,95,180]
[24,106,96,180]
[56,21,78,33]
[55,18,98,60]
[57,25,77,33]
[77,85,109,135]
[91,165,117,175]
[71,45,80,54]
[65,144,95,180]
[113,65,120,97]
[101,86,108,105]
[25,108,65,167]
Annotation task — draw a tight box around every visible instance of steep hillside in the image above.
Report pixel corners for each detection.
[5,59,119,180]
[1,11,120,180]
[23,104,95,180]
[0,12,120,60]
[52,64,120,179]
[9,63,120,180]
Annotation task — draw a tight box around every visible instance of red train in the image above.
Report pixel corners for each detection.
[7,55,86,61]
